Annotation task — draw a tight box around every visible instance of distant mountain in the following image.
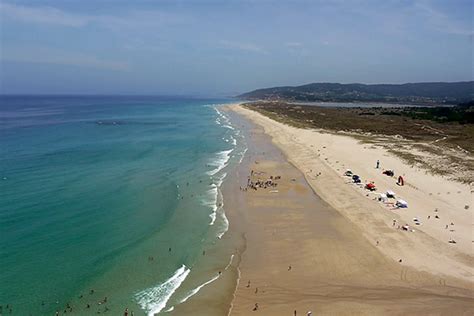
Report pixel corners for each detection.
[238,81,474,105]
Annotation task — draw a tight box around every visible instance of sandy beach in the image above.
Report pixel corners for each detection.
[223,104,473,315]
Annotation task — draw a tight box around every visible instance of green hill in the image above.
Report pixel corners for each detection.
[238,81,474,105]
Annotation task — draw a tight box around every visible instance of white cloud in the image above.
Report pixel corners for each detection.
[414,0,473,36]
[220,40,267,54]
[0,2,187,30]
[0,2,89,27]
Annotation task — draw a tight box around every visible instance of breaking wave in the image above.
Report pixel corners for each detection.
[206,149,233,176]
[178,254,235,304]
[135,265,190,315]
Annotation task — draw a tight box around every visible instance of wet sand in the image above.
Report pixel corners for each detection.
[224,106,473,315]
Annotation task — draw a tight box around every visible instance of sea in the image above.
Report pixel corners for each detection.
[0,96,246,315]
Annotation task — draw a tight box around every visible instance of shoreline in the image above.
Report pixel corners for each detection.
[223,103,473,315]
[163,105,249,316]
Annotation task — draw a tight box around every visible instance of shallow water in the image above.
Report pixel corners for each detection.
[0,96,246,315]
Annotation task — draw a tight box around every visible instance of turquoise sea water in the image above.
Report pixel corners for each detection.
[0,96,245,315]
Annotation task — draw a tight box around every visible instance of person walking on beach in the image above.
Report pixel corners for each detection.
[376,160,380,169]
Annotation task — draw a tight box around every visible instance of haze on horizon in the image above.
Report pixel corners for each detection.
[0,0,472,96]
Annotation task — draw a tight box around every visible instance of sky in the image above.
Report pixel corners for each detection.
[0,0,472,95]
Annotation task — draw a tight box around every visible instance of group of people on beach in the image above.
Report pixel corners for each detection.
[241,169,281,191]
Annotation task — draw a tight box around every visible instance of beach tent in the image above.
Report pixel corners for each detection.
[397,176,405,186]
[352,175,361,183]
[378,193,388,202]
[366,182,376,191]
[396,199,408,208]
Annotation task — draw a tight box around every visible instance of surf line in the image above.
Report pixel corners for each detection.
[135,265,190,315]
[174,254,236,306]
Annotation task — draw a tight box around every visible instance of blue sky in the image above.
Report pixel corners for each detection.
[0,0,472,95]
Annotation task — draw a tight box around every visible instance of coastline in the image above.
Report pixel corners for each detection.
[162,105,250,316]
[222,103,473,315]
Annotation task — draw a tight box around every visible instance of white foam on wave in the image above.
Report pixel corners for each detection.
[209,211,217,226]
[178,254,235,304]
[216,208,229,239]
[214,106,234,129]
[230,135,237,146]
[213,106,226,119]
[226,254,235,269]
[163,306,174,313]
[214,171,227,187]
[238,148,248,164]
[201,184,218,225]
[209,105,244,236]
[202,171,227,226]
[178,274,220,304]
[206,149,233,176]
[135,265,190,316]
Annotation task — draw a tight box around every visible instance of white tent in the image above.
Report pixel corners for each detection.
[396,199,408,208]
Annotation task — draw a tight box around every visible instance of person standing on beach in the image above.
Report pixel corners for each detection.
[376,160,380,169]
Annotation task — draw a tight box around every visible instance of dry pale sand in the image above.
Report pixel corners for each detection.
[225,104,474,315]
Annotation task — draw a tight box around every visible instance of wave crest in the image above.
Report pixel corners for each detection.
[135,265,190,315]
